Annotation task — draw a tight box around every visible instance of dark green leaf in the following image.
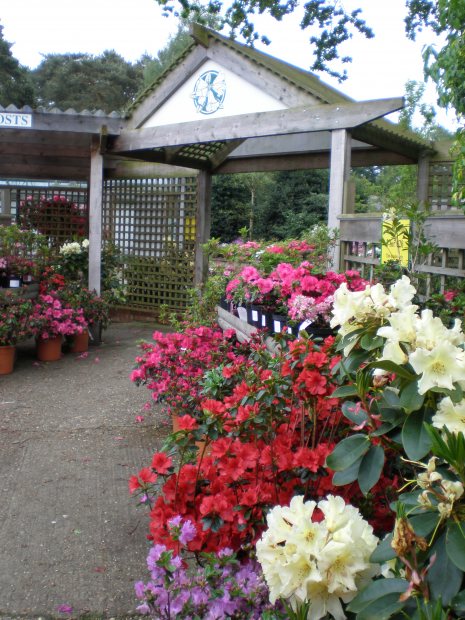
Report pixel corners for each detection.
[332,458,362,486]
[344,349,371,373]
[347,578,409,615]
[365,360,417,381]
[361,334,384,351]
[370,533,396,563]
[399,381,424,413]
[336,328,364,352]
[380,387,401,409]
[409,511,440,537]
[331,385,359,398]
[341,400,369,425]
[451,589,465,613]
[358,445,385,495]
[428,532,462,605]
[401,408,433,460]
[325,434,370,471]
[446,521,465,571]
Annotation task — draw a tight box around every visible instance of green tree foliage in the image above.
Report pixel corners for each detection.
[256,170,329,239]
[0,25,35,107]
[156,0,373,81]
[31,50,144,112]
[211,170,329,242]
[142,27,192,86]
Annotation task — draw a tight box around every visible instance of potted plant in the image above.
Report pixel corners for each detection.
[30,292,87,361]
[0,294,33,374]
[58,285,109,347]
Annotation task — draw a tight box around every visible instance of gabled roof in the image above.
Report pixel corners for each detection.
[126,23,432,158]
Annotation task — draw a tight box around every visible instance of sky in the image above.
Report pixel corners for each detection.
[0,0,459,131]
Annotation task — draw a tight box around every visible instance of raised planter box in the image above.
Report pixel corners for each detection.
[216,306,280,352]
[0,282,39,304]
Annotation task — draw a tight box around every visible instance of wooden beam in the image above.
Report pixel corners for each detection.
[111,98,405,153]
[0,163,89,180]
[194,171,212,286]
[417,154,430,207]
[0,111,125,135]
[88,139,103,294]
[215,148,415,174]
[352,123,433,160]
[210,139,245,170]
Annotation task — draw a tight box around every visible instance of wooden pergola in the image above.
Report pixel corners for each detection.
[0,24,437,296]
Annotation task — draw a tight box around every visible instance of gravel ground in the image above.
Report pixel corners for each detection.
[0,323,170,619]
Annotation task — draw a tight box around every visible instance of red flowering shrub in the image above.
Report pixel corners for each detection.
[131,334,399,554]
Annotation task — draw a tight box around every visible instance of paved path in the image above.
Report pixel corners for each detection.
[0,323,169,618]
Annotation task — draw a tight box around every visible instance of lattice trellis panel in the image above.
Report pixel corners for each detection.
[11,185,89,247]
[429,162,455,211]
[103,177,197,313]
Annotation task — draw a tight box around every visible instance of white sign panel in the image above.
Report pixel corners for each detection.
[0,112,32,128]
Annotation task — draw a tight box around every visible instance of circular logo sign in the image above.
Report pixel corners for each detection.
[192,70,227,115]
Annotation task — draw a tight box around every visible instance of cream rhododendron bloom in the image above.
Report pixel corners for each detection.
[256,495,379,620]
[387,275,416,310]
[409,340,465,395]
[432,396,465,435]
[330,283,369,328]
[414,309,459,351]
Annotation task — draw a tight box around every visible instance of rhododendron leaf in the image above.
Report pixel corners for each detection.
[360,333,384,351]
[409,511,440,537]
[331,385,359,398]
[347,578,409,616]
[335,327,364,352]
[446,521,465,571]
[451,589,465,614]
[428,532,462,605]
[401,408,433,460]
[325,434,370,471]
[341,400,369,425]
[343,349,372,373]
[365,360,417,381]
[370,533,395,563]
[399,380,424,413]
[379,387,401,409]
[332,457,361,486]
[358,444,384,495]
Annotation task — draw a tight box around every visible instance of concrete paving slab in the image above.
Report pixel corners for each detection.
[0,323,169,618]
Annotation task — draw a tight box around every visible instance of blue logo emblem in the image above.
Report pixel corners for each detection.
[192,70,226,115]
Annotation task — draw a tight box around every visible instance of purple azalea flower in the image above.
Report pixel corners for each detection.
[180,519,196,544]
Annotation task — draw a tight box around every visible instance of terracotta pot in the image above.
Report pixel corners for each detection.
[171,414,210,456]
[70,330,89,353]
[36,335,62,362]
[0,345,16,375]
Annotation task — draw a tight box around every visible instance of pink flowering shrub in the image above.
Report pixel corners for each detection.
[31,292,88,340]
[226,261,367,323]
[131,326,253,419]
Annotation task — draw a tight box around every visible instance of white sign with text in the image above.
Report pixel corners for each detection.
[0,112,32,128]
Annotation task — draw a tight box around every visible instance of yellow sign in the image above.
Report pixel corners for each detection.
[381,219,410,266]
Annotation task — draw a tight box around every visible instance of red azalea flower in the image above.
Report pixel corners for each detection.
[151,452,173,474]
[177,415,198,431]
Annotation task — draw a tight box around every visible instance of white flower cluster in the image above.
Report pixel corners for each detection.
[256,495,379,620]
[331,276,465,397]
[59,239,89,256]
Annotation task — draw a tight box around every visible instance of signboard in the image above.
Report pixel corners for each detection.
[381,219,410,266]
[0,112,32,128]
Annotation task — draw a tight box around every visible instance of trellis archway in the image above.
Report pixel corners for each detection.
[0,23,453,315]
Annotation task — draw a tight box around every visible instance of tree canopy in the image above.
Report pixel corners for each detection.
[31,50,145,113]
[0,25,35,107]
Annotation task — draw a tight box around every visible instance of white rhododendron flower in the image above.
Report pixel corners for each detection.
[409,341,465,395]
[330,283,369,328]
[387,275,416,310]
[59,241,82,255]
[414,309,461,350]
[256,495,379,620]
[432,397,465,435]
[81,238,90,248]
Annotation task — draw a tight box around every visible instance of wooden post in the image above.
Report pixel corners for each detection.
[194,171,212,287]
[416,153,430,208]
[88,139,103,294]
[328,129,351,270]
